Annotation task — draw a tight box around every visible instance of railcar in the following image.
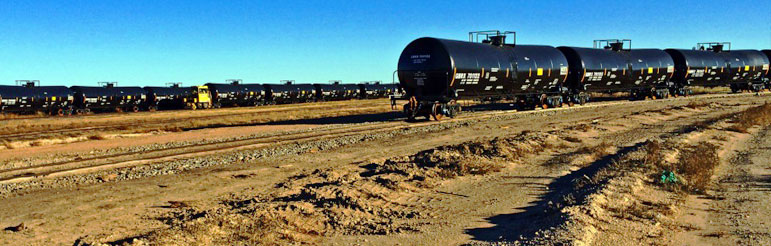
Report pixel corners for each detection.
[666,43,770,92]
[314,82,346,101]
[71,82,146,113]
[0,80,74,115]
[397,31,570,120]
[264,82,315,104]
[559,40,677,99]
[206,79,265,107]
[359,82,400,99]
[314,82,359,101]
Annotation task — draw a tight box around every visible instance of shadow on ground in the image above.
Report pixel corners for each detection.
[464,142,644,243]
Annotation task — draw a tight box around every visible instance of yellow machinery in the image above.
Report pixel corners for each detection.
[186,85,212,110]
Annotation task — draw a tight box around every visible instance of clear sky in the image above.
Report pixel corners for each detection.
[1,0,769,87]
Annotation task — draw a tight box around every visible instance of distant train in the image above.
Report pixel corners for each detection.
[0,80,400,115]
[397,30,770,120]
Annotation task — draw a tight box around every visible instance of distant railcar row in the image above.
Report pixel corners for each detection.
[0,80,400,115]
[397,31,771,120]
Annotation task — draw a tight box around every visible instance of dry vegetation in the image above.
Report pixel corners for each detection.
[644,141,720,192]
[690,86,731,95]
[727,102,771,133]
[684,100,710,109]
[576,141,613,161]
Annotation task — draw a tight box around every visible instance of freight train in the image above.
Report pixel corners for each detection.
[397,31,770,120]
[0,80,399,115]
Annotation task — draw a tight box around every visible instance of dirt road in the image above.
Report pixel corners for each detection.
[0,93,769,245]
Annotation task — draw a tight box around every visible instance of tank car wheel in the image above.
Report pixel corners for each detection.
[131,106,140,112]
[541,104,548,109]
[651,95,657,100]
[431,104,443,121]
[55,108,64,116]
[190,104,197,110]
[148,106,157,112]
[567,101,575,107]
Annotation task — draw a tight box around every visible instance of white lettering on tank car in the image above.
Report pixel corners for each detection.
[491,67,499,72]
[560,66,568,75]
[484,86,492,91]
[667,66,675,73]
[495,86,503,89]
[489,77,498,82]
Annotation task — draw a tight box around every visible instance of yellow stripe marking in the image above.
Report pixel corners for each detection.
[537,68,543,76]
[449,67,457,87]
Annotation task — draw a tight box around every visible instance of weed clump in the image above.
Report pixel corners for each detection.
[645,140,719,193]
[576,141,613,159]
[727,103,771,133]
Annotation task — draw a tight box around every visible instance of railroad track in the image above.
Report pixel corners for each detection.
[0,92,768,185]
[0,103,391,142]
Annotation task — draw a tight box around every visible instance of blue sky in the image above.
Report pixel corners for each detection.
[1,0,769,86]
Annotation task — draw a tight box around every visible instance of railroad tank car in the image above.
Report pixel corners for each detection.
[725,49,770,91]
[359,82,400,99]
[666,43,770,92]
[397,33,570,120]
[665,44,732,90]
[314,83,346,101]
[0,81,73,115]
[558,41,676,99]
[292,83,317,102]
[205,80,265,107]
[71,83,146,113]
[626,49,677,97]
[239,83,267,105]
[264,82,315,104]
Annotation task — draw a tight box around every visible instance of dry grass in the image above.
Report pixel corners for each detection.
[646,141,720,193]
[727,102,771,133]
[577,141,614,159]
[677,142,720,192]
[685,100,709,109]
[690,86,731,95]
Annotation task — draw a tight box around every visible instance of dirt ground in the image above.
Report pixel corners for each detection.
[0,93,769,245]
